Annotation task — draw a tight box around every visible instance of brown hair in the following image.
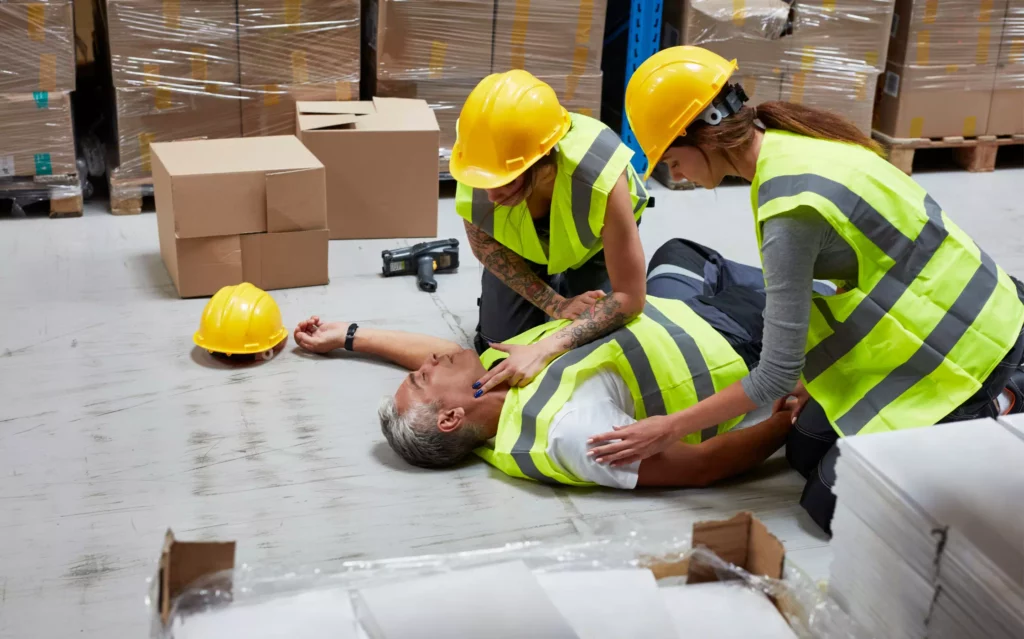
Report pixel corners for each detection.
[677,100,884,157]
[506,150,557,202]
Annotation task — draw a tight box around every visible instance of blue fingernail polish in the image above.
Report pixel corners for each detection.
[474,390,483,398]
[472,382,481,389]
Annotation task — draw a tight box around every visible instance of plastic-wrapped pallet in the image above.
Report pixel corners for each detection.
[366,0,607,176]
[105,0,360,213]
[662,0,896,134]
[990,0,1024,134]
[0,0,81,213]
[874,0,1007,138]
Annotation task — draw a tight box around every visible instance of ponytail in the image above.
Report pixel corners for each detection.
[679,100,884,157]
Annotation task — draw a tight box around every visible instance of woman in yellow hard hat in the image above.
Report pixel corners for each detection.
[588,46,1024,534]
[450,70,652,393]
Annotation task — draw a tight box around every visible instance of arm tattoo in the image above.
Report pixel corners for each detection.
[553,294,630,349]
[464,221,562,315]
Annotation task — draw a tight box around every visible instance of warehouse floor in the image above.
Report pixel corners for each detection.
[2,166,1024,636]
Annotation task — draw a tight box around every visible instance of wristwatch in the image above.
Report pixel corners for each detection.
[344,323,359,352]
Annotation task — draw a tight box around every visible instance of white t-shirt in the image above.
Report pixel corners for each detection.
[545,365,771,489]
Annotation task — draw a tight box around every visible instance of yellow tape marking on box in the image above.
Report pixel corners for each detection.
[285,0,303,31]
[291,50,309,83]
[823,0,836,11]
[979,0,994,22]
[27,4,46,42]
[163,0,180,30]
[335,82,353,101]
[855,75,868,101]
[923,0,937,24]
[909,117,924,138]
[143,63,161,86]
[139,132,155,173]
[578,107,594,117]
[916,31,930,65]
[39,54,57,92]
[155,87,172,110]
[565,75,579,102]
[976,28,990,65]
[745,75,758,97]
[1010,40,1024,64]
[732,0,746,27]
[790,73,806,103]
[962,116,977,138]
[510,0,530,70]
[264,85,281,106]
[945,64,959,74]
[800,47,816,72]
[191,48,208,84]
[865,51,879,69]
[428,41,448,79]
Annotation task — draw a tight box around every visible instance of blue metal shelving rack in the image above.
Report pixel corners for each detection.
[620,0,663,177]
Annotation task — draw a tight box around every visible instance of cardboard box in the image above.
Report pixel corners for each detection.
[238,0,360,87]
[0,0,76,93]
[152,136,329,297]
[0,92,76,178]
[296,98,440,239]
[240,81,360,137]
[106,0,239,91]
[492,0,608,76]
[887,0,1006,68]
[789,0,894,74]
[987,0,1024,134]
[377,73,602,175]
[874,61,995,138]
[113,87,243,181]
[782,70,879,133]
[367,0,495,82]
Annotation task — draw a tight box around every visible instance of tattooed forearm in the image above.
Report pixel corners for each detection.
[464,220,562,315]
[553,293,632,350]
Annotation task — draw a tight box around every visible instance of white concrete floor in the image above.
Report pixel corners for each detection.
[2,167,1023,637]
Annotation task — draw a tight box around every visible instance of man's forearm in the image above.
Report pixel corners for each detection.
[464,220,564,316]
[347,327,462,371]
[668,379,760,440]
[637,411,792,487]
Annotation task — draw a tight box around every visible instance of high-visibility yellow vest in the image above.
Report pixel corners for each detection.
[474,297,748,485]
[455,113,650,275]
[753,129,1024,437]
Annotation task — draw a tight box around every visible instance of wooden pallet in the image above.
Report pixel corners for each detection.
[0,176,83,218]
[873,131,1024,175]
[109,176,153,215]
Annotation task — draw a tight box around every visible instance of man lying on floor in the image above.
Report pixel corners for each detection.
[296,240,793,489]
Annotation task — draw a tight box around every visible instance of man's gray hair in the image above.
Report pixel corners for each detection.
[378,396,485,469]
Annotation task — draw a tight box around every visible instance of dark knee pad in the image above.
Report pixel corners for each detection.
[799,445,840,536]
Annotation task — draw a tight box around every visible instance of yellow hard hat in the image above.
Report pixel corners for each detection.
[625,46,739,179]
[449,70,571,189]
[193,283,288,357]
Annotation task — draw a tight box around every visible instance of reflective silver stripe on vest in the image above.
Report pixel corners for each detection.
[513,334,616,482]
[631,166,649,215]
[513,308,724,480]
[643,304,720,441]
[572,128,624,248]
[758,175,1000,434]
[471,188,495,237]
[834,250,1000,434]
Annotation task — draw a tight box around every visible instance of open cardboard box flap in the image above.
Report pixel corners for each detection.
[158,530,236,624]
[297,97,439,133]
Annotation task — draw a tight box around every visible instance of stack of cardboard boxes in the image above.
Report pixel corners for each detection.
[106,0,360,209]
[364,0,607,176]
[662,0,895,135]
[0,1,78,197]
[874,0,1023,138]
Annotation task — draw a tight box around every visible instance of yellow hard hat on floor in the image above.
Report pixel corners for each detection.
[193,283,288,357]
[626,46,739,179]
[449,70,571,189]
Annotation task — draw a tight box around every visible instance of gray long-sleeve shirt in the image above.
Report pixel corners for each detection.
[741,207,859,406]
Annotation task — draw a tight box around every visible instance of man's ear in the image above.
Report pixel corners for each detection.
[437,406,465,433]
